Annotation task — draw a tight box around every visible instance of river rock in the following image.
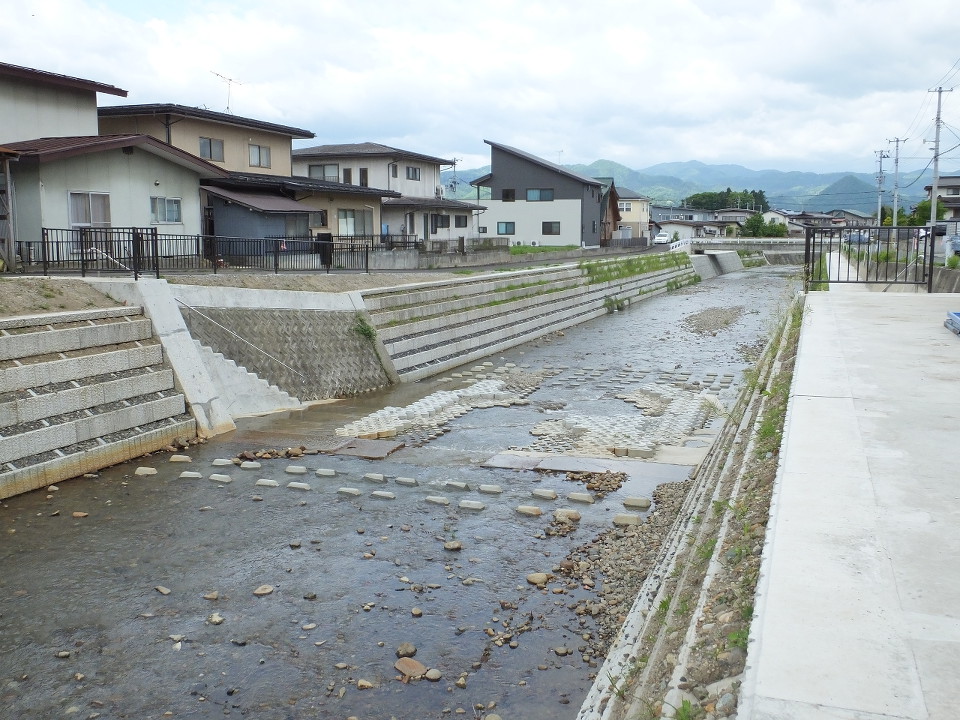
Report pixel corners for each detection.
[444,540,463,551]
[134,466,157,476]
[395,657,427,677]
[208,612,224,625]
[425,668,442,681]
[356,679,374,690]
[516,505,543,517]
[253,584,274,596]
[623,497,652,509]
[396,642,417,658]
[526,572,550,586]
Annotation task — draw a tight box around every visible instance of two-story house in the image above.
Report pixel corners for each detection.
[470,140,604,248]
[927,176,960,231]
[1,63,226,268]
[291,142,484,244]
[615,188,651,241]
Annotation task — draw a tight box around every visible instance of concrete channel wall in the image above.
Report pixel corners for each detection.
[0,306,196,499]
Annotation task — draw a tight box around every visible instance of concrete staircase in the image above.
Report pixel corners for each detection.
[0,307,195,498]
[192,339,302,417]
[364,256,697,381]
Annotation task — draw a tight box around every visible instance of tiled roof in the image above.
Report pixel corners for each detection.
[293,142,452,166]
[203,171,400,198]
[383,196,485,210]
[0,61,127,97]
[98,104,314,139]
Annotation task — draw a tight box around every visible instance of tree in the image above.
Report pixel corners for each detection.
[742,213,767,237]
[906,198,947,226]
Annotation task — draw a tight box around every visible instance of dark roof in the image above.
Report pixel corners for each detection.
[98,104,314,139]
[204,186,309,213]
[202,171,400,198]
[292,142,452,166]
[617,187,650,200]
[383,196,486,211]
[481,140,602,187]
[3,135,228,177]
[0,61,127,97]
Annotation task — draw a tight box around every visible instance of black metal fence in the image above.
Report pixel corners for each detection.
[804,225,936,292]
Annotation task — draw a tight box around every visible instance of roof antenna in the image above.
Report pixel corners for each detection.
[210,71,242,113]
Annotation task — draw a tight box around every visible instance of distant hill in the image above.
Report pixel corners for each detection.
[440,159,943,213]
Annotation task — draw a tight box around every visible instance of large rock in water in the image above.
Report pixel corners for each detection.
[395,657,427,677]
[396,642,417,658]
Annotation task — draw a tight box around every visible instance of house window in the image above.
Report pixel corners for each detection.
[405,166,420,181]
[338,208,374,235]
[199,137,224,162]
[502,189,515,202]
[526,188,554,202]
[69,191,111,228]
[285,214,309,237]
[359,168,368,187]
[431,214,451,231]
[478,226,487,234]
[592,220,597,232]
[391,164,398,178]
[542,221,560,235]
[249,144,271,168]
[618,201,632,212]
[150,196,182,224]
[343,168,353,184]
[309,164,339,182]
[310,210,328,227]
[497,221,515,235]
[455,215,468,228]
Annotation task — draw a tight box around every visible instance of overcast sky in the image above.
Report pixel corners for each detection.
[5,0,960,175]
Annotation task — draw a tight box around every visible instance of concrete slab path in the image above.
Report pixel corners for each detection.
[739,291,960,720]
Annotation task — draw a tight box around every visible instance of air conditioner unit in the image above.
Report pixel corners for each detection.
[435,185,444,199]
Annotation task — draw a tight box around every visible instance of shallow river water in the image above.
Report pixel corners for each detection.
[0,267,800,720]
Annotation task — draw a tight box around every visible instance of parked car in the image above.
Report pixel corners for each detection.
[653,232,671,245]
[845,230,871,244]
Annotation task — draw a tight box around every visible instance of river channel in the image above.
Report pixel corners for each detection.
[0,266,800,720]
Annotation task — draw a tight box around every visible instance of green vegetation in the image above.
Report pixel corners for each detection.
[742,213,788,237]
[353,314,377,341]
[807,253,830,291]
[579,253,690,285]
[947,255,959,270]
[509,244,579,255]
[684,188,769,212]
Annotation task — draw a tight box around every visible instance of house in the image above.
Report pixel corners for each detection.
[0,63,227,268]
[714,207,757,223]
[829,208,873,226]
[615,188,651,242]
[927,176,960,229]
[649,204,714,225]
[98,104,315,177]
[594,177,622,245]
[470,140,604,247]
[658,219,730,241]
[291,142,484,243]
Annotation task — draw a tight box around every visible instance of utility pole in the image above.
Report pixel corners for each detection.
[875,149,889,225]
[888,137,906,226]
[928,87,950,234]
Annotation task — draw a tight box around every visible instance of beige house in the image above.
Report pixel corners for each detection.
[615,188,651,241]
[98,104,314,177]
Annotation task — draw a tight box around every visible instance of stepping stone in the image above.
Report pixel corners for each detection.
[285,466,308,475]
[478,484,503,495]
[212,459,234,466]
[255,479,279,488]
[209,474,232,484]
[371,491,396,500]
[623,497,652,510]
[516,505,543,517]
[554,508,581,522]
[286,482,311,491]
[240,461,261,470]
[443,481,469,491]
[179,471,202,479]
[531,489,557,501]
[396,477,418,487]
[568,492,595,504]
[337,487,362,497]
[425,496,450,506]
[169,455,191,463]
[459,500,485,511]
[613,513,642,526]
[134,467,157,476]
[315,468,336,477]
[364,473,387,483]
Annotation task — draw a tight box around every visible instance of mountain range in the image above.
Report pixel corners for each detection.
[442,159,948,215]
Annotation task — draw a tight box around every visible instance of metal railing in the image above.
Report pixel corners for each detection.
[804,225,935,292]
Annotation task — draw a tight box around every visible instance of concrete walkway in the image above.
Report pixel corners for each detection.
[739,291,960,719]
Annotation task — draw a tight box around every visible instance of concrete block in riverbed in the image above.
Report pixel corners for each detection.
[179,471,202,479]
[210,473,232,483]
[371,491,396,500]
[613,513,642,526]
[169,455,191,463]
[364,473,387,483]
[623,497,652,509]
[315,468,336,477]
[240,461,261,470]
[395,477,418,487]
[626,448,655,459]
[135,466,157,476]
[479,484,503,494]
[425,496,450,506]
[212,458,234,466]
[568,492,595,504]
[459,500,485,511]
[286,481,311,491]
[516,505,543,517]
[531,488,557,501]
[285,465,308,475]
[337,487,362,496]
[255,479,279,488]
[554,508,581,522]
[443,481,470,491]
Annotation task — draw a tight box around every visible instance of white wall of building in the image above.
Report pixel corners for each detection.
[0,78,99,142]
[478,198,582,246]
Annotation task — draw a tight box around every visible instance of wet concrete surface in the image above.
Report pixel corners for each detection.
[0,267,800,719]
